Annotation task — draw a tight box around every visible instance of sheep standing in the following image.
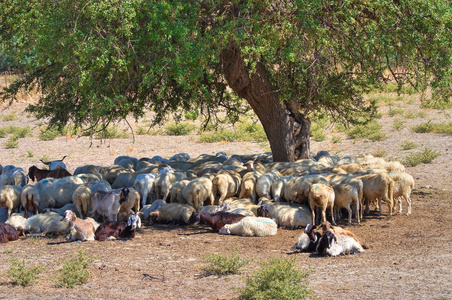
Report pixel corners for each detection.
[169,179,191,204]
[154,172,188,202]
[89,188,129,222]
[132,173,156,207]
[72,185,92,219]
[308,183,335,225]
[358,173,394,218]
[218,216,278,237]
[20,185,40,218]
[326,175,363,225]
[238,171,262,203]
[182,177,215,211]
[61,210,99,241]
[212,171,242,205]
[0,185,22,218]
[255,170,281,200]
[387,172,415,216]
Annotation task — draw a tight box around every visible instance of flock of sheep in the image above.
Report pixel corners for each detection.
[0,150,415,256]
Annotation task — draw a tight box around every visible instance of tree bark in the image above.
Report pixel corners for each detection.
[220,43,311,162]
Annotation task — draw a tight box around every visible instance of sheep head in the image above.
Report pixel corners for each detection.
[61,210,76,223]
[218,225,231,235]
[127,212,141,230]
[119,188,130,204]
[28,166,37,182]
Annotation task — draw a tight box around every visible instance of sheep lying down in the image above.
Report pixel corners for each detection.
[218,216,277,237]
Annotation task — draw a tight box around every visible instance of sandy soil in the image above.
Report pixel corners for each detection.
[0,96,451,299]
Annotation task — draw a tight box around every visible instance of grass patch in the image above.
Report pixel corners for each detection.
[236,120,267,142]
[347,120,387,141]
[393,118,405,130]
[2,112,18,121]
[199,128,236,143]
[371,147,387,158]
[400,141,418,150]
[52,250,96,288]
[403,147,440,167]
[39,126,63,141]
[94,126,130,139]
[412,121,452,135]
[4,135,19,148]
[201,246,251,276]
[310,117,328,142]
[331,135,342,143]
[0,125,32,138]
[136,124,162,135]
[237,257,312,300]
[7,258,45,287]
[165,122,196,136]
[388,106,404,117]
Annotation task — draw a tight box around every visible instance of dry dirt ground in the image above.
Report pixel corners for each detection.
[0,94,451,299]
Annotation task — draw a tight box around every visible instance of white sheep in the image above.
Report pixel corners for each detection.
[148,203,197,225]
[212,171,242,205]
[7,211,70,236]
[308,183,335,225]
[270,175,297,202]
[154,171,188,201]
[111,172,140,189]
[258,202,312,229]
[20,185,40,218]
[218,216,278,237]
[284,174,328,204]
[132,173,156,207]
[0,185,23,218]
[182,177,215,211]
[38,180,79,211]
[169,179,191,204]
[255,170,281,200]
[326,175,363,225]
[358,173,395,218]
[139,200,167,221]
[238,171,262,204]
[387,172,415,216]
[0,173,15,187]
[61,210,99,241]
[72,185,92,219]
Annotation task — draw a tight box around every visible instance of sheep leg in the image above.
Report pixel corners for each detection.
[329,205,336,226]
[33,202,39,216]
[310,202,316,226]
[406,194,412,216]
[24,206,29,219]
[346,206,352,226]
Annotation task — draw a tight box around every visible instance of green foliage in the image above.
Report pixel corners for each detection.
[201,246,251,276]
[371,147,387,158]
[392,118,405,130]
[136,124,162,135]
[310,117,328,142]
[0,125,32,138]
[39,126,63,141]
[237,257,312,300]
[26,150,34,157]
[236,120,267,142]
[347,120,387,141]
[331,135,342,143]
[7,258,45,287]
[4,135,19,148]
[412,121,452,135]
[403,147,440,167]
[94,126,130,139]
[53,250,96,288]
[401,141,418,150]
[165,122,196,136]
[199,128,236,143]
[2,112,17,121]
[388,107,404,117]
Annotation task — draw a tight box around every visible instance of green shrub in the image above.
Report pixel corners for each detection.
[7,258,45,287]
[412,121,452,135]
[392,119,405,130]
[4,135,19,148]
[371,147,387,158]
[237,257,312,300]
[403,147,440,167]
[53,250,96,288]
[400,141,418,150]
[39,126,63,141]
[0,125,32,138]
[388,107,404,117]
[94,126,130,139]
[165,122,195,136]
[201,246,251,275]
[347,120,387,141]
[236,120,267,142]
[199,129,236,143]
[26,150,34,157]
[2,112,17,121]
[331,135,342,143]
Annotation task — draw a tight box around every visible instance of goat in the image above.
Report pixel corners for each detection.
[291,224,322,252]
[196,211,245,232]
[61,210,99,241]
[0,222,19,243]
[95,212,141,241]
[89,188,129,222]
[28,165,72,182]
[40,155,68,170]
[316,230,365,257]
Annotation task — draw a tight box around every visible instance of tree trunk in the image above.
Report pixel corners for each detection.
[220,43,311,162]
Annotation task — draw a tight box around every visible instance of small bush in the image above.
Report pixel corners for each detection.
[7,258,45,287]
[4,135,19,149]
[0,125,32,138]
[393,119,405,130]
[39,126,63,141]
[371,147,387,158]
[201,246,251,276]
[236,120,267,142]
[165,122,195,136]
[412,121,452,135]
[53,250,96,288]
[26,150,34,157]
[388,107,404,117]
[400,141,418,150]
[94,126,130,139]
[347,120,386,141]
[331,135,342,143]
[199,129,236,143]
[3,113,17,121]
[237,257,312,300]
[403,147,440,167]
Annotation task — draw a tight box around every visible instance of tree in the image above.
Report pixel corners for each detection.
[1,0,451,161]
